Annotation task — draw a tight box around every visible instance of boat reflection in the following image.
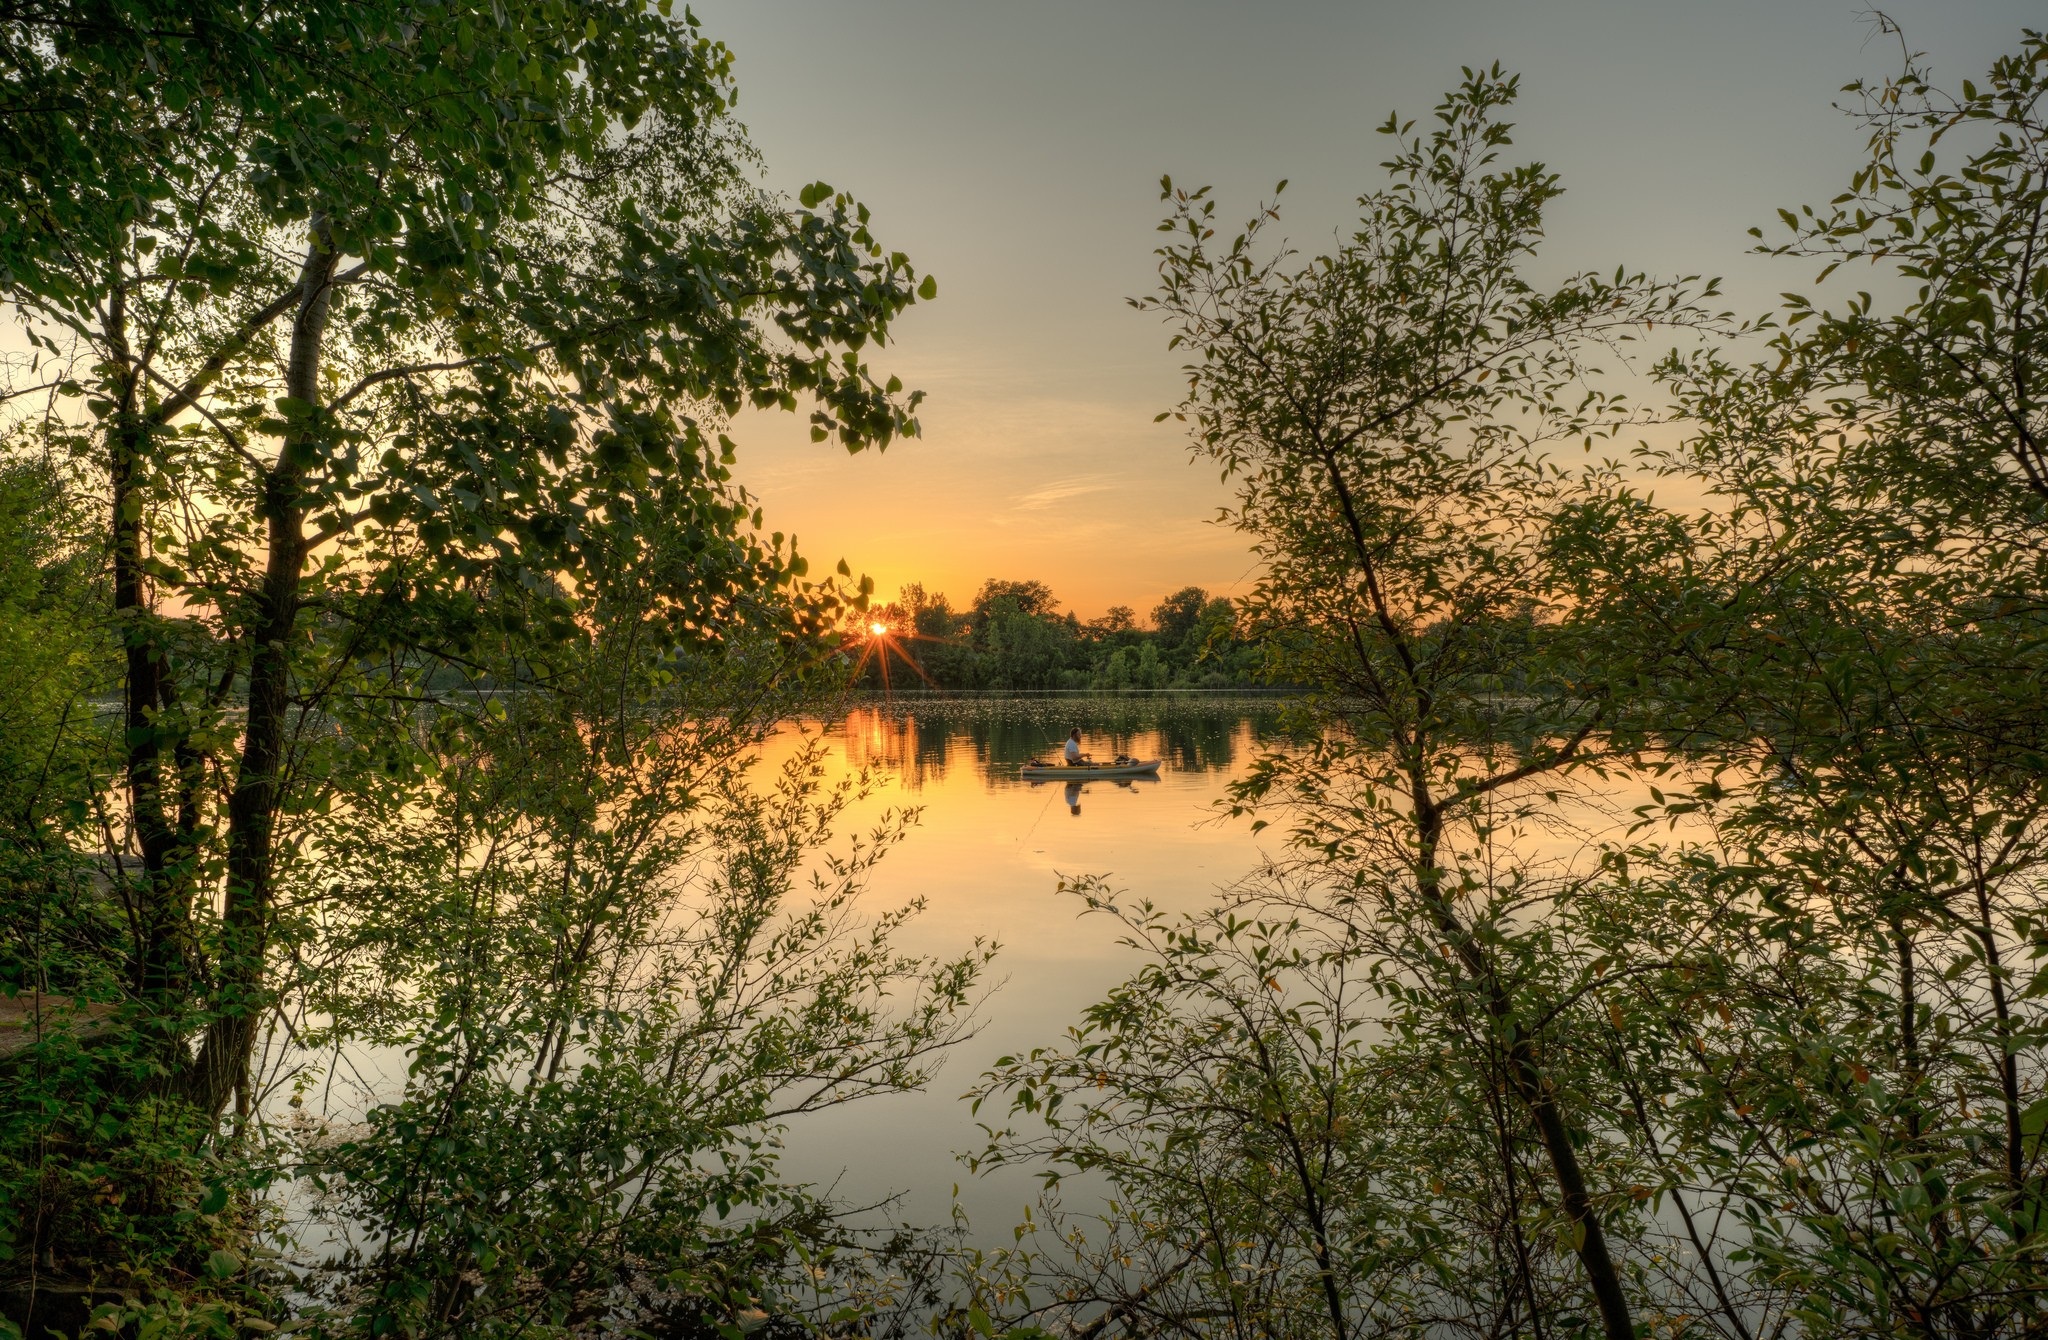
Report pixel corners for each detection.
[1030,773,1160,817]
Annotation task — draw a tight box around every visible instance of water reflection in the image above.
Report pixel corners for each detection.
[1032,774,1159,817]
[766,699,1305,1241]
[830,695,1304,792]
[771,699,1657,1246]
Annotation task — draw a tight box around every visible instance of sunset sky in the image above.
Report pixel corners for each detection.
[694,0,2038,620]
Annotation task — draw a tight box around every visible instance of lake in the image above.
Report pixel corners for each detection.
[760,696,1303,1241]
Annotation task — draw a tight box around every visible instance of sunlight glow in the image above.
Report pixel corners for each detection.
[869,622,889,636]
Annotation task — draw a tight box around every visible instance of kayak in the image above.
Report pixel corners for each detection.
[1021,759,1162,779]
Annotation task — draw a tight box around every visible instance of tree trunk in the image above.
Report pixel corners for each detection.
[1413,796,1636,1340]
[105,268,197,1014]
[1968,878,2026,1193]
[184,226,338,1115]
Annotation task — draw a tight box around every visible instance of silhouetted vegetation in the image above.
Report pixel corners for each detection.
[954,41,2048,1340]
[852,579,1266,691]
[0,2,965,1334]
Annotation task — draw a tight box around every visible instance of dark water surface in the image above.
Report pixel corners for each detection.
[767,697,1304,1240]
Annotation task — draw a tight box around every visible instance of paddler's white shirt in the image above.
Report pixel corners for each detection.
[1063,737,1082,763]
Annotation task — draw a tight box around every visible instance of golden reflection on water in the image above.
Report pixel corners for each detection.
[759,700,1667,1240]
[824,699,1287,793]
[757,701,1291,1233]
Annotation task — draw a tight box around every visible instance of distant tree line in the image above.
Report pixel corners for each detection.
[851,579,1267,691]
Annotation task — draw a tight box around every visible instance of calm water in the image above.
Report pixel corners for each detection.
[765,697,1304,1239]
[288,695,1641,1258]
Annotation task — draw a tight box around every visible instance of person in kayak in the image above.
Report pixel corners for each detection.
[1063,728,1090,765]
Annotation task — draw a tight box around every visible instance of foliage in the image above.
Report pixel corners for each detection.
[287,633,991,1337]
[0,0,957,1329]
[966,882,1598,1340]
[0,450,117,999]
[16,8,2048,1340]
[966,34,2048,1340]
[1757,19,2048,539]
[854,580,1265,692]
[2,0,931,1107]
[1113,64,1716,1340]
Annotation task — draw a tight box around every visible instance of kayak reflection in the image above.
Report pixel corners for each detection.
[1028,773,1160,818]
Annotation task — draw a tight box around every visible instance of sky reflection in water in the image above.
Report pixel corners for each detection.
[764,698,1301,1241]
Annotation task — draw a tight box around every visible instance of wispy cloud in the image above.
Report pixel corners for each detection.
[1013,473,1120,511]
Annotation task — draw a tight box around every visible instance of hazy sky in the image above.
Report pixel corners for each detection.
[692,0,2040,619]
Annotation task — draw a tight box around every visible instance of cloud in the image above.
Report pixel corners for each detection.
[1013,473,1120,511]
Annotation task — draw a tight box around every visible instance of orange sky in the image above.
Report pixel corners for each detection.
[737,340,1254,622]
[696,0,2036,621]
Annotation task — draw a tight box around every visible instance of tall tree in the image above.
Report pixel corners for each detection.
[0,0,933,1272]
[972,578,1058,623]
[1543,27,2048,1335]
[1119,67,1720,1340]
[1149,585,1208,649]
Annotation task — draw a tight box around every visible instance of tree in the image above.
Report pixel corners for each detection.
[0,452,105,863]
[1091,604,1138,637]
[969,883,1549,1340]
[1148,586,1208,651]
[1005,31,2048,1340]
[993,67,1723,1340]
[900,583,976,686]
[972,579,1058,625]
[1132,640,1168,690]
[1758,21,2048,539]
[1,0,926,1112]
[0,0,935,1315]
[1536,27,2048,1335]
[296,598,990,1336]
[978,596,1073,690]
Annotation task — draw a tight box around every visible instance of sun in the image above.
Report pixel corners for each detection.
[846,612,943,697]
